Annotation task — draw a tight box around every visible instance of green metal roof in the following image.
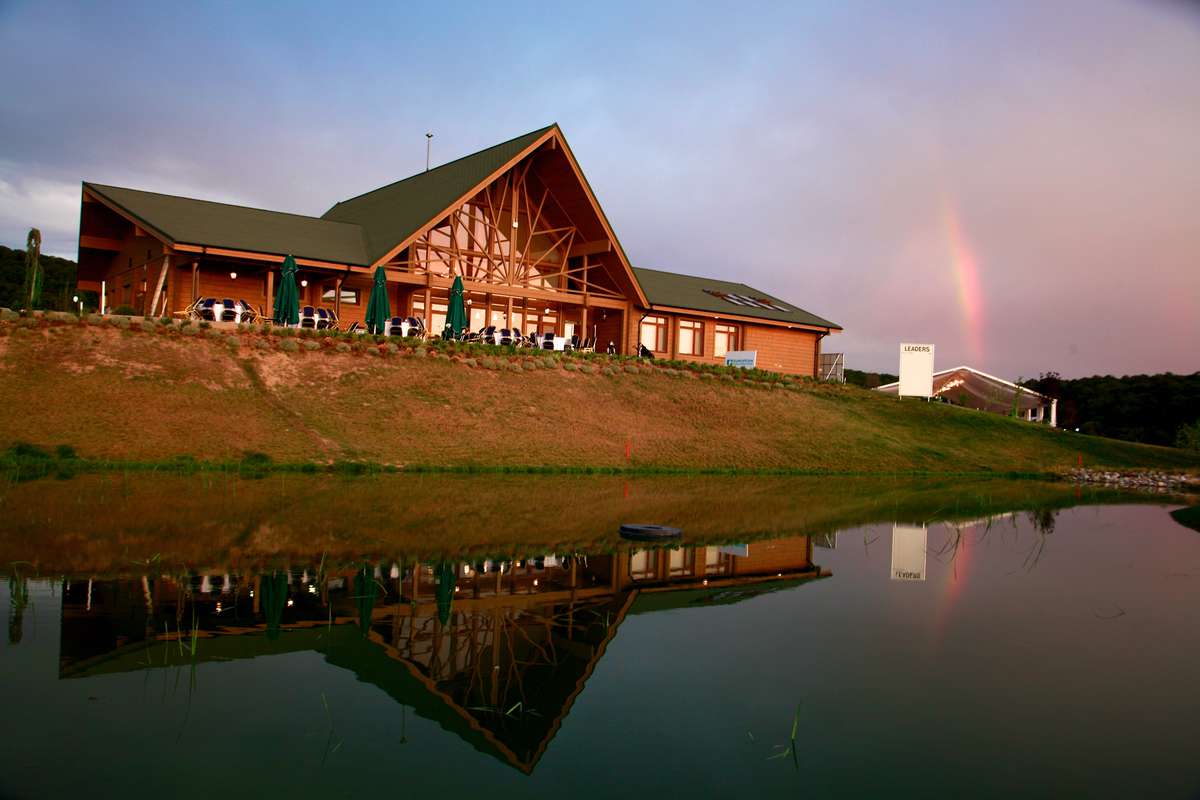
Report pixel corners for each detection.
[321,125,556,264]
[84,182,371,265]
[632,266,841,329]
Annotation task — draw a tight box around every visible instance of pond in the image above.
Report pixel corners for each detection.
[1,474,1197,798]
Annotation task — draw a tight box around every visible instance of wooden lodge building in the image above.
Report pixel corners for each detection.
[76,124,840,376]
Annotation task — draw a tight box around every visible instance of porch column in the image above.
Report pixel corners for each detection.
[1036,406,1044,422]
[334,277,343,318]
[1050,399,1058,428]
[621,304,631,354]
[190,260,199,301]
[266,269,275,318]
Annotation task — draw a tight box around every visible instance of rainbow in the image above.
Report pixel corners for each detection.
[941,202,986,363]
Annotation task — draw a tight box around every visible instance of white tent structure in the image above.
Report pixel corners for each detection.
[877,365,1057,426]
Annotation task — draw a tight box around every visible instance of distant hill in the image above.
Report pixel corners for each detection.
[0,243,79,311]
[1022,372,1200,447]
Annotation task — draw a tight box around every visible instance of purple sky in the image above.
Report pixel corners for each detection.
[1,0,1196,378]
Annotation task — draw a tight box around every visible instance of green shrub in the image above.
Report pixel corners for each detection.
[183,326,200,336]
[463,357,477,367]
[198,321,211,330]
[563,362,579,372]
[254,338,270,350]
[303,340,321,351]
[336,343,351,353]
[279,338,300,353]
[1177,421,1200,452]
[225,335,241,349]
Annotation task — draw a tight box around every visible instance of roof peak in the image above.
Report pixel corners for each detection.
[325,124,558,212]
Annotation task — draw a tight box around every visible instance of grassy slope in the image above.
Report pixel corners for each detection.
[0,323,1196,473]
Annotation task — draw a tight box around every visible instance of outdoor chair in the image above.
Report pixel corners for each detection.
[606,341,617,355]
[579,337,596,353]
[219,298,238,323]
[315,308,334,329]
[567,334,582,351]
[480,326,498,346]
[540,333,556,350]
[638,343,655,359]
[198,297,217,321]
[404,317,426,338]
[237,300,259,325]
[345,321,363,334]
[499,328,519,346]
[299,306,317,329]
[385,316,404,336]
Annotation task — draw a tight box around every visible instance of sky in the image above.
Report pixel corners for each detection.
[0,0,1196,379]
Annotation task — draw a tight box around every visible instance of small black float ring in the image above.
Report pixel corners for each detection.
[620,524,683,541]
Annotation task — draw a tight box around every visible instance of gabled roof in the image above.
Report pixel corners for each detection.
[632,266,842,330]
[877,366,1048,411]
[83,182,370,265]
[321,125,556,264]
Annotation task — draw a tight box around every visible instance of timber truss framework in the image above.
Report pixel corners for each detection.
[390,160,625,301]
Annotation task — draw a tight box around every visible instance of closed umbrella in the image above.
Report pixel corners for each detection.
[435,561,457,626]
[354,566,376,638]
[365,266,390,335]
[444,276,467,340]
[273,255,300,326]
[261,572,288,640]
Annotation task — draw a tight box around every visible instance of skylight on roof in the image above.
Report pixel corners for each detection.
[704,289,790,312]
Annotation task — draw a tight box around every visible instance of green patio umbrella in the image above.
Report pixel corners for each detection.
[434,561,457,626]
[444,275,467,340]
[273,255,300,326]
[354,566,377,638]
[260,572,289,640]
[365,266,390,335]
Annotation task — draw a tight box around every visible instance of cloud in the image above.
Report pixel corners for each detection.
[0,168,80,258]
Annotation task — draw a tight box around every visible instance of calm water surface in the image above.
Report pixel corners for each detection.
[1,476,1197,799]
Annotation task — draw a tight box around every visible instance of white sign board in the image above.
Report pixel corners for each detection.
[724,350,757,369]
[898,343,935,398]
[890,524,928,581]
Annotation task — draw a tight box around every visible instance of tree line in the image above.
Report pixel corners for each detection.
[1022,372,1200,448]
[0,242,80,312]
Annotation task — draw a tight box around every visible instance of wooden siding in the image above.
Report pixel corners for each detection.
[742,324,819,377]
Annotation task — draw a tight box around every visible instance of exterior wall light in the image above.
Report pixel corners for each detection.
[300,279,308,288]
[229,271,237,280]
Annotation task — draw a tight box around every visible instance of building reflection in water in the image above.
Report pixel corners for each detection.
[54,536,826,774]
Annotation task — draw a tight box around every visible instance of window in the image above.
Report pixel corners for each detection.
[322,287,360,305]
[630,550,658,581]
[677,319,703,356]
[714,324,738,358]
[640,315,667,352]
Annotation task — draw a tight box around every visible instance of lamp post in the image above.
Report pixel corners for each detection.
[72,294,82,316]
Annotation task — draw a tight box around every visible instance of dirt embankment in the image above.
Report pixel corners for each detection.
[0,319,1196,474]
